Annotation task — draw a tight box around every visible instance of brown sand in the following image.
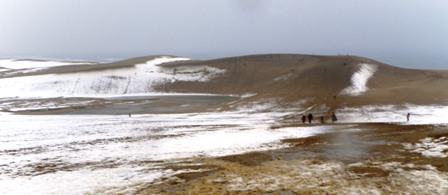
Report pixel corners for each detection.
[138,123,448,194]
[157,54,448,106]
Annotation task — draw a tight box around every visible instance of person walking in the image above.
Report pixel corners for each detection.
[407,113,410,122]
[301,115,306,124]
[331,112,337,123]
[307,113,313,124]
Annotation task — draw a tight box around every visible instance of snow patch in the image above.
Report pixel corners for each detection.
[341,63,377,96]
[403,137,448,158]
[273,72,292,81]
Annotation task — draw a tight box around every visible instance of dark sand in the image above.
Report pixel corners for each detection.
[138,123,448,194]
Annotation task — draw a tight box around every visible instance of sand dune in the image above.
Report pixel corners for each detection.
[1,54,447,115]
[154,54,448,110]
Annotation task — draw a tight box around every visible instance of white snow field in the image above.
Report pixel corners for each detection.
[0,103,330,194]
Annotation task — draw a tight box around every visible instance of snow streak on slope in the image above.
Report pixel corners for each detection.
[341,63,377,96]
[0,57,225,98]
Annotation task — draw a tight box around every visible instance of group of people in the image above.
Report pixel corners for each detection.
[301,112,337,124]
[300,112,412,124]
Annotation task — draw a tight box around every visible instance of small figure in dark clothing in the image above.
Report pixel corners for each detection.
[307,113,313,124]
[320,116,325,124]
[331,112,337,123]
[129,113,131,117]
[301,115,306,124]
[407,113,410,122]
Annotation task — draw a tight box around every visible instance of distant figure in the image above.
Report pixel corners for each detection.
[407,113,410,122]
[332,112,338,123]
[320,116,325,124]
[173,67,178,75]
[129,113,131,118]
[307,113,313,124]
[333,95,336,100]
[301,115,306,124]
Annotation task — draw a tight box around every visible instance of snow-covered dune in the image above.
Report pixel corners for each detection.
[0,57,225,98]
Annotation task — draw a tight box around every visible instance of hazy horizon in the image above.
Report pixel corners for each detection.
[1,0,447,70]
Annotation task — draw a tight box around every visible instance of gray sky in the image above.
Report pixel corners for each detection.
[0,0,447,69]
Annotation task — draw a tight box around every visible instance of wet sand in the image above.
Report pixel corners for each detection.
[139,123,448,194]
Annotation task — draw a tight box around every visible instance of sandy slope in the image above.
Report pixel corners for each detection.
[157,54,448,112]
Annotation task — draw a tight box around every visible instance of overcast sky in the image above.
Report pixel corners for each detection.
[0,0,447,69]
